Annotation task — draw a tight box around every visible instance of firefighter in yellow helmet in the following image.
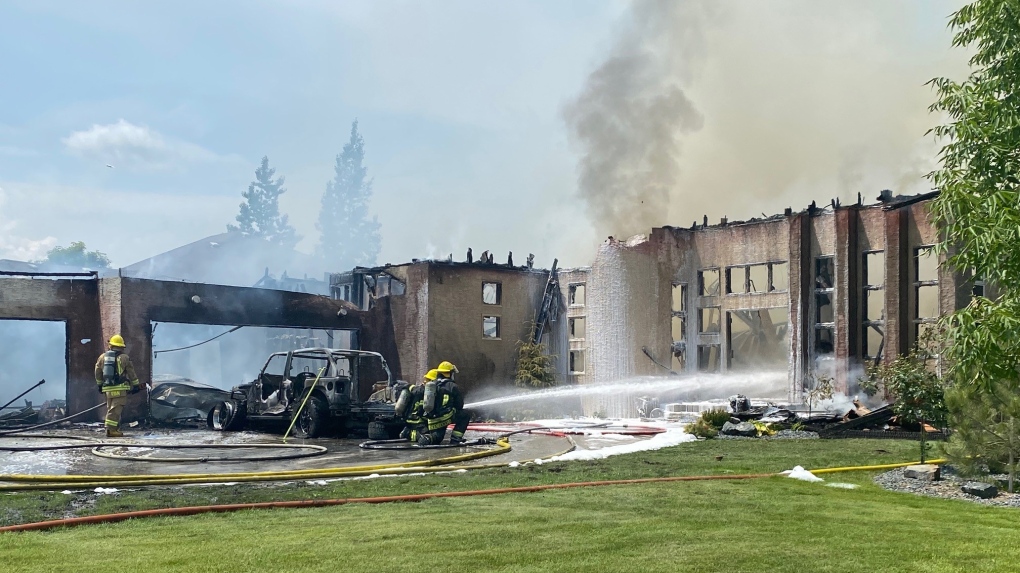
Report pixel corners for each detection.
[93,334,142,437]
[396,369,436,442]
[419,361,472,445]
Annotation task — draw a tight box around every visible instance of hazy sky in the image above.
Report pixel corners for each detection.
[0,0,967,269]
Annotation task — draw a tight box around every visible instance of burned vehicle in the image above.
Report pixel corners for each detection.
[208,348,403,439]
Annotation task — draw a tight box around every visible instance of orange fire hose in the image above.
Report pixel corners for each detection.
[0,473,773,534]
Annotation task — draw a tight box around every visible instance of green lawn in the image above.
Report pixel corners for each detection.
[3,439,1016,573]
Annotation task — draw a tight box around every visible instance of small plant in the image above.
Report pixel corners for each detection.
[684,418,719,439]
[700,408,731,429]
[684,408,730,439]
[592,408,608,419]
[803,373,835,418]
[751,420,777,437]
[515,322,557,389]
[790,421,806,432]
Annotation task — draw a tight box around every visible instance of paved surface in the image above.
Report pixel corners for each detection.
[0,425,601,477]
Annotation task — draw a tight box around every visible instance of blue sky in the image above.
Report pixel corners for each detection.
[0,0,966,268]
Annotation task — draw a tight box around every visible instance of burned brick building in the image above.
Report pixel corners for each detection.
[557,191,971,412]
[0,191,971,422]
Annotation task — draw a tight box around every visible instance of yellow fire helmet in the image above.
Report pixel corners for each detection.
[109,334,126,348]
[436,361,459,374]
[423,369,440,381]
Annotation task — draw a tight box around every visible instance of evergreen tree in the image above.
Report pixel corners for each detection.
[316,121,381,269]
[228,156,297,247]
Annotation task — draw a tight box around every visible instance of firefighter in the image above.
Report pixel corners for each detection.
[419,360,471,446]
[396,370,436,442]
[93,334,142,438]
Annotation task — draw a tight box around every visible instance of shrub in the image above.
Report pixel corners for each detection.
[684,418,719,439]
[700,408,731,429]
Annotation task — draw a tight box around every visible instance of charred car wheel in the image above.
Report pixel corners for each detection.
[367,421,391,440]
[209,400,246,431]
[293,394,329,438]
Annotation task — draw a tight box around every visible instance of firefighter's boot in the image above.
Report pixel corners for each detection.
[106,427,124,438]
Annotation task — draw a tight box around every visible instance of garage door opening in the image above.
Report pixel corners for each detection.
[151,322,356,390]
[0,319,68,409]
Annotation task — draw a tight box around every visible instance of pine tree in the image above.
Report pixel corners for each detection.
[316,121,381,269]
[228,156,297,247]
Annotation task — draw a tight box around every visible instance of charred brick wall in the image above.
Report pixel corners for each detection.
[0,276,103,417]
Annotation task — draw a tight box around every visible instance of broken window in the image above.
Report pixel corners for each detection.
[916,246,938,283]
[913,246,940,349]
[815,327,834,354]
[699,269,720,297]
[569,317,586,340]
[568,284,586,306]
[972,277,985,299]
[728,308,789,369]
[697,345,720,372]
[815,293,834,324]
[482,282,502,305]
[569,350,585,374]
[672,283,688,312]
[770,262,789,292]
[698,307,721,333]
[482,316,500,339]
[748,264,768,294]
[862,251,885,363]
[815,257,835,290]
[726,267,746,294]
[671,315,686,342]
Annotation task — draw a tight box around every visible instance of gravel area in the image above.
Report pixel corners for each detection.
[717,429,819,440]
[874,466,1020,508]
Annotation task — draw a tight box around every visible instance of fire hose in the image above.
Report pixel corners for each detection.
[0,458,945,534]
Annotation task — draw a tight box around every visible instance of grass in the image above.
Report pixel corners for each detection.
[3,439,1018,572]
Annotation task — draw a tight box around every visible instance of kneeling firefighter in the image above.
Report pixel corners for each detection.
[395,369,436,442]
[93,335,142,438]
[418,360,471,446]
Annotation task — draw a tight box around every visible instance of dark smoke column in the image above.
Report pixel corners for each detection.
[565,0,709,240]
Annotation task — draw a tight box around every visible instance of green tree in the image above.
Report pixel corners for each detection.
[228,156,297,247]
[927,1,1020,476]
[944,380,1020,492]
[41,241,111,269]
[515,338,557,389]
[860,339,948,463]
[316,121,381,270]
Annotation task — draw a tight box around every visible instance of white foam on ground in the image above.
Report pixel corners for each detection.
[784,466,824,483]
[547,428,697,462]
[93,487,119,494]
[826,482,858,489]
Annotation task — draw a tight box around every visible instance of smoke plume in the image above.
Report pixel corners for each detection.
[566,0,967,240]
[565,1,709,241]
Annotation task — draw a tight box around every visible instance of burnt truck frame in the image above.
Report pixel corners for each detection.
[209,348,403,439]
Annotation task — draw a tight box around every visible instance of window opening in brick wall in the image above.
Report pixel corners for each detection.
[482,316,500,339]
[913,246,939,345]
[770,262,789,291]
[671,282,688,371]
[862,251,886,363]
[672,283,688,312]
[727,308,789,370]
[813,256,836,359]
[699,269,720,297]
[569,349,585,374]
[569,317,586,340]
[726,267,746,294]
[748,264,769,294]
[699,307,720,333]
[697,345,720,372]
[482,282,501,305]
[568,284,586,306]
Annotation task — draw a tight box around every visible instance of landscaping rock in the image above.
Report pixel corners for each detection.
[962,482,998,499]
[903,464,941,481]
[721,421,757,437]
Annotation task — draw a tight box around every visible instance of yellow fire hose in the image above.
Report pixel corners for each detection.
[0,436,529,491]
